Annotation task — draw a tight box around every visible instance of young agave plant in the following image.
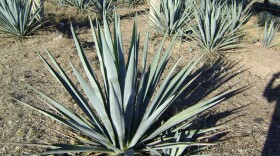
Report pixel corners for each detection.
[192,0,242,53]
[16,12,230,155]
[150,0,194,36]
[117,0,143,7]
[61,0,92,11]
[92,0,113,19]
[257,20,280,48]
[0,0,42,37]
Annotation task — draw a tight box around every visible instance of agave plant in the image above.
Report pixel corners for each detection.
[116,0,145,7]
[0,0,42,38]
[150,0,194,36]
[15,12,231,155]
[257,20,280,48]
[257,11,280,27]
[226,0,251,32]
[60,0,92,11]
[92,0,113,19]
[191,0,242,53]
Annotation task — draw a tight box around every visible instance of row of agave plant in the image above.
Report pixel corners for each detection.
[0,0,144,38]
[150,0,252,53]
[58,0,146,10]
[0,0,278,49]
[151,0,280,51]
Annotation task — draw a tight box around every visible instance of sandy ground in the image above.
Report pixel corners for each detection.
[0,1,280,155]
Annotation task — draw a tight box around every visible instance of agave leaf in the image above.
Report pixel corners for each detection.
[89,19,108,93]
[70,25,105,106]
[130,95,175,148]
[34,144,114,155]
[159,55,203,103]
[69,61,116,144]
[113,12,126,94]
[37,51,99,127]
[136,33,168,124]
[103,12,115,58]
[99,24,123,110]
[152,142,215,150]
[133,31,150,130]
[153,34,177,86]
[142,35,177,119]
[123,15,139,141]
[146,57,182,117]
[27,85,93,130]
[109,81,125,149]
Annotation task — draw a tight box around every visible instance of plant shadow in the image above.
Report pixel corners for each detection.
[43,15,92,38]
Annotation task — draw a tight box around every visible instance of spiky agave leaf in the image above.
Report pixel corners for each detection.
[0,0,42,37]
[16,11,234,155]
[150,0,195,36]
[257,20,280,48]
[191,0,242,53]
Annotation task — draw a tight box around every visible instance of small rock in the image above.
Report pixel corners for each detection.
[55,54,61,58]
[53,35,63,41]
[5,65,9,68]
[24,70,32,78]
[253,118,264,124]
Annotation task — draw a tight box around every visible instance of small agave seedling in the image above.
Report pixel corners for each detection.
[150,0,194,36]
[257,20,280,48]
[0,0,42,38]
[192,0,242,53]
[16,11,231,155]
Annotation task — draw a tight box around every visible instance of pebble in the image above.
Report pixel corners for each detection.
[24,71,32,78]
[253,118,264,124]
